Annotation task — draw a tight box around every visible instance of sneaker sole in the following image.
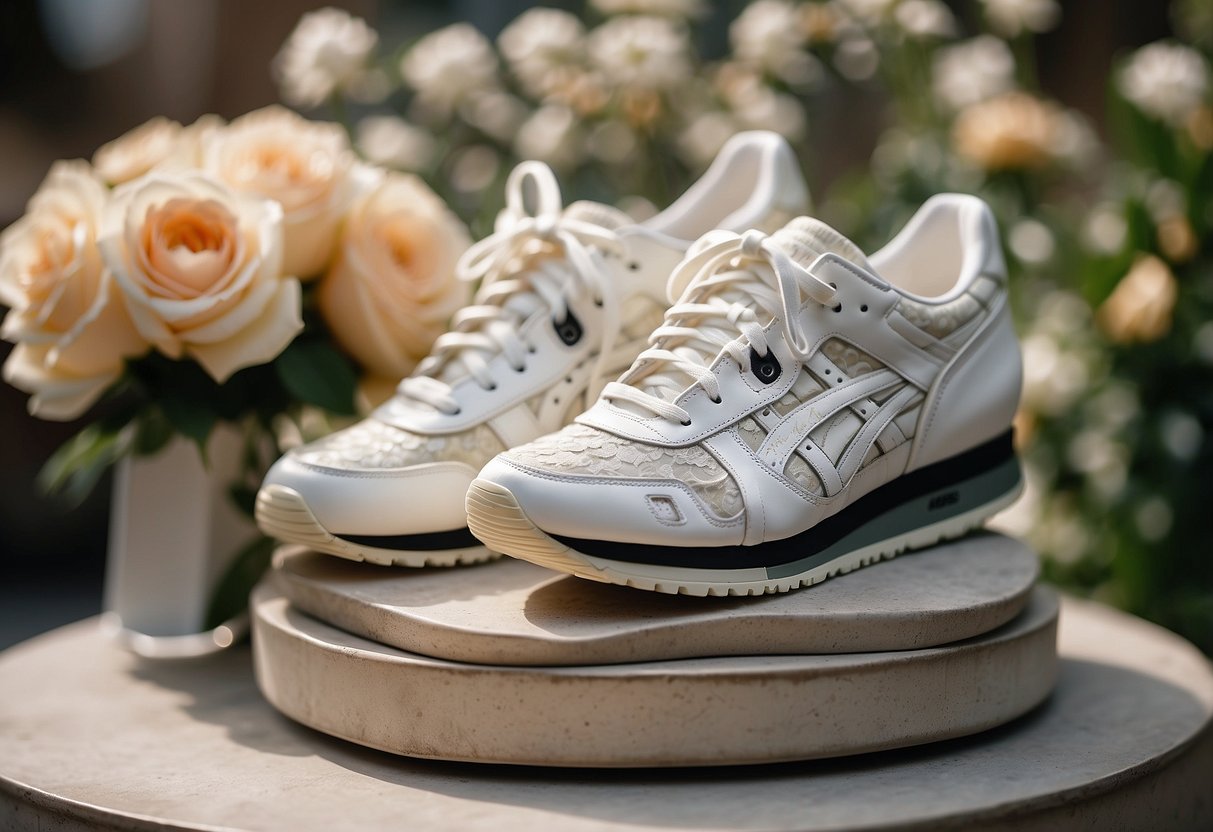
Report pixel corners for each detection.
[256,484,497,568]
[466,453,1022,596]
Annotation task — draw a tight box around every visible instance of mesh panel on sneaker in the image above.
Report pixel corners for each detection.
[294,419,505,471]
[507,423,742,518]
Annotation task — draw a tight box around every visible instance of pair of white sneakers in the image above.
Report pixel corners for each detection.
[256,132,1023,596]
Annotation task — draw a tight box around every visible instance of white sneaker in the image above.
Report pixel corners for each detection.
[467,195,1024,594]
[256,132,809,566]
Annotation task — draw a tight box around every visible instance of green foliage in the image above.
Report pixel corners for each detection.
[274,337,359,416]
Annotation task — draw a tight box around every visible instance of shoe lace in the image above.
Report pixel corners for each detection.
[602,230,836,425]
[396,161,622,415]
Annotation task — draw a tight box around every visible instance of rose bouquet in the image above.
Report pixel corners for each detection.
[1,104,471,635]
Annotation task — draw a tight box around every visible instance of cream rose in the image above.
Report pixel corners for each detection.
[1097,254,1178,344]
[0,161,147,419]
[318,171,471,380]
[98,172,302,382]
[204,105,359,280]
[93,115,224,186]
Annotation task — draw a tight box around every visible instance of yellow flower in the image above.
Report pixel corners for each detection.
[952,92,1061,172]
[1097,254,1178,344]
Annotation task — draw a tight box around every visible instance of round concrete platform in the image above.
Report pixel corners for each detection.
[272,532,1039,665]
[1,597,1210,831]
[254,585,1059,767]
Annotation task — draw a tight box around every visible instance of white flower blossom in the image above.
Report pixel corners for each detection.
[981,0,1060,37]
[514,105,585,169]
[274,7,379,109]
[590,0,707,17]
[1119,41,1210,126]
[498,9,585,99]
[932,35,1016,111]
[894,0,957,39]
[460,90,529,142]
[729,1,820,86]
[356,116,435,171]
[588,16,692,91]
[837,0,898,25]
[400,23,499,115]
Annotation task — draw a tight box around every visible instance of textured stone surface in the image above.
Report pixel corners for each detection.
[273,531,1039,665]
[2,598,1212,831]
[253,585,1058,766]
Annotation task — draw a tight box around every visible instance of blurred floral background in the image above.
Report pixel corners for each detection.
[1,0,1210,653]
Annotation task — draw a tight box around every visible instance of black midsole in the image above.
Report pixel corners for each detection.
[550,430,1017,570]
[335,527,481,551]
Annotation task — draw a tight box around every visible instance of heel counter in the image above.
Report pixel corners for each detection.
[909,300,1022,471]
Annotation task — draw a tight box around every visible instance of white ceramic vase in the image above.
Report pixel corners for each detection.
[103,423,257,658]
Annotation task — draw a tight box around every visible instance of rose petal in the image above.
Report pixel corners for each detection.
[3,342,119,421]
[188,276,302,382]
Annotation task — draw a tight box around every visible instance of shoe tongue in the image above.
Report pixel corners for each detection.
[562,200,633,230]
[768,216,873,272]
[428,201,629,389]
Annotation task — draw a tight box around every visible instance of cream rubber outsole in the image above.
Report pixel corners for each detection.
[255,484,497,568]
[465,477,1023,596]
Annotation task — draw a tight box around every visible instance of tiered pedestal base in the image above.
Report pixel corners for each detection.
[1,597,1210,830]
[253,584,1058,766]
[255,533,1053,766]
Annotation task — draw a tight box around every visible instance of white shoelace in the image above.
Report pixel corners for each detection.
[396,161,622,415]
[602,230,837,425]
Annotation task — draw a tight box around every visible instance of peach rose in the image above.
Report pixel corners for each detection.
[98,172,302,382]
[93,115,224,186]
[952,91,1061,171]
[0,161,148,419]
[204,105,360,280]
[1097,254,1178,344]
[318,171,471,379]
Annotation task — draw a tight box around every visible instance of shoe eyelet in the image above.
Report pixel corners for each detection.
[832,304,843,313]
[824,368,831,375]
[593,297,604,307]
[627,261,641,271]
[860,304,868,313]
[485,383,498,391]
[680,419,692,427]
[553,310,583,346]
[750,347,782,385]
[514,365,526,373]
[710,396,722,404]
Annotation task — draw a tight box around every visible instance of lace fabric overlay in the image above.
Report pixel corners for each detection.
[293,419,505,472]
[507,423,743,518]
[820,337,885,375]
[896,276,996,339]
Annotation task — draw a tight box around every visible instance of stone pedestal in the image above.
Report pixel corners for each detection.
[1,597,1210,830]
[271,531,1039,664]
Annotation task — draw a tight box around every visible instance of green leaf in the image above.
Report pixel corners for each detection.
[204,535,276,630]
[160,393,218,454]
[274,338,358,415]
[37,423,129,507]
